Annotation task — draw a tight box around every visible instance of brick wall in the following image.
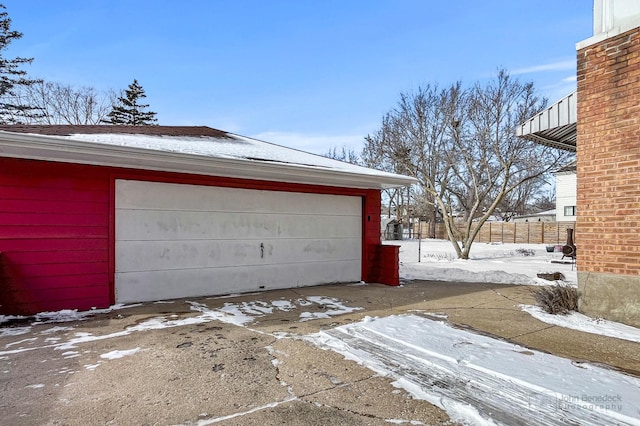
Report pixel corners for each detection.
[577,27,640,276]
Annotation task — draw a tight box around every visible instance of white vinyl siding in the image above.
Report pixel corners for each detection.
[556,171,577,221]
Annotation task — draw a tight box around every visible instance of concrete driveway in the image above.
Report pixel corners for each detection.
[1,281,639,425]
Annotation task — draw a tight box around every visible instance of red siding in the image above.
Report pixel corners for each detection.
[0,157,387,315]
[0,159,111,314]
[363,190,382,283]
[370,245,400,286]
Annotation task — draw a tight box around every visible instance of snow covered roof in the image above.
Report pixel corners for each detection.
[0,125,415,189]
[513,209,556,220]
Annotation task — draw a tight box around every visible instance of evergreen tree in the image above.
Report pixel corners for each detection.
[0,3,40,123]
[104,79,157,125]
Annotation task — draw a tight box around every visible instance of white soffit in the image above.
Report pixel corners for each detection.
[516,91,577,152]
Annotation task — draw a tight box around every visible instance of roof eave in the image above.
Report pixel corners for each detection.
[518,131,577,152]
[516,91,577,153]
[0,131,415,190]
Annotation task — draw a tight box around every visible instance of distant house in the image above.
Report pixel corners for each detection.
[517,0,640,327]
[512,210,556,223]
[554,161,577,222]
[0,125,414,315]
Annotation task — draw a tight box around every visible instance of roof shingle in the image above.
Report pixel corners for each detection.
[0,125,232,139]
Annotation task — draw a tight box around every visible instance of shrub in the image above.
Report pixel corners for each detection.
[536,272,565,281]
[515,248,535,256]
[423,252,457,261]
[531,284,578,314]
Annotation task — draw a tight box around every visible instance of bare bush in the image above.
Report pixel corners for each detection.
[515,248,535,256]
[422,252,457,262]
[532,284,578,314]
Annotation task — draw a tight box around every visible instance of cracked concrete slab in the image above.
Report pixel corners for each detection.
[1,280,638,425]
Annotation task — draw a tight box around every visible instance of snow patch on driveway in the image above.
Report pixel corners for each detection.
[299,296,363,321]
[100,348,142,360]
[188,296,361,325]
[306,314,640,426]
[0,326,32,337]
[0,297,362,356]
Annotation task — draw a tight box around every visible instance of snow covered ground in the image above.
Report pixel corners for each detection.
[343,238,640,425]
[390,239,640,344]
[390,239,578,286]
[2,239,639,425]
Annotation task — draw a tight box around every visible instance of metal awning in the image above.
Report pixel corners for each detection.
[516,91,576,152]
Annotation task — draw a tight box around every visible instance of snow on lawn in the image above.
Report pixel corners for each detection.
[390,239,577,286]
[307,314,640,426]
[520,305,640,344]
[390,239,640,344]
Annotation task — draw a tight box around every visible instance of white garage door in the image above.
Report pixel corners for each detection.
[114,180,362,303]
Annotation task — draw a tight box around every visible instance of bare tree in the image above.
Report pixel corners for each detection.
[17,81,114,124]
[364,83,462,240]
[324,145,361,165]
[492,176,551,221]
[530,188,556,213]
[325,145,414,231]
[364,70,572,258]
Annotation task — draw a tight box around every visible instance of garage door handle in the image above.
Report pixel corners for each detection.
[260,242,264,258]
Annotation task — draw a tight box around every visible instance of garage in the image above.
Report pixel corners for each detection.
[0,125,414,315]
[115,180,362,303]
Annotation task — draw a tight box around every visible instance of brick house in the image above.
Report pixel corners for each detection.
[519,0,640,327]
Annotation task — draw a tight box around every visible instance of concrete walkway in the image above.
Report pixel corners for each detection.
[1,280,639,425]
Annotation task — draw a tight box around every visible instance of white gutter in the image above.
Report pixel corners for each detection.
[0,131,415,190]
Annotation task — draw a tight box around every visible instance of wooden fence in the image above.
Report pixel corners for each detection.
[411,221,577,245]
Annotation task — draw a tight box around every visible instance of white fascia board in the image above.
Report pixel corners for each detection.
[577,16,640,50]
[0,131,415,190]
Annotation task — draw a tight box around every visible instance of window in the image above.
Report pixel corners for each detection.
[564,206,576,217]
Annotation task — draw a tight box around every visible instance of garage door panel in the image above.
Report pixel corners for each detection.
[116,180,361,216]
[116,210,279,240]
[116,238,360,272]
[117,210,361,241]
[274,215,361,239]
[115,260,361,303]
[115,180,362,303]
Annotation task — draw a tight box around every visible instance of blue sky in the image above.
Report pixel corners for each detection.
[4,1,592,153]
